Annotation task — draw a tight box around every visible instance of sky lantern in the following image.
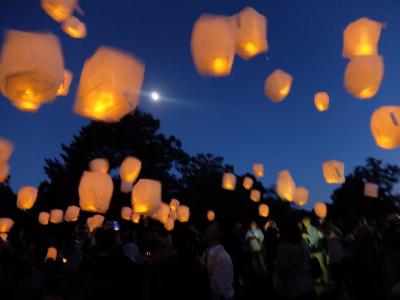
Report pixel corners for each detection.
[293,186,309,206]
[177,205,190,223]
[264,69,293,102]
[131,213,140,224]
[78,171,113,214]
[222,173,236,191]
[0,163,10,183]
[0,138,14,165]
[370,106,400,149]
[169,209,177,221]
[41,0,77,22]
[323,160,345,184]
[253,163,264,178]
[314,92,330,112]
[343,18,383,58]
[45,247,58,261]
[207,210,215,222]
[164,217,174,231]
[64,205,80,222]
[62,16,87,38]
[0,30,64,112]
[344,55,384,99]
[132,179,161,216]
[154,202,170,225]
[191,14,235,77]
[242,177,254,190]
[250,189,261,202]
[120,156,141,193]
[364,182,379,198]
[314,202,327,219]
[230,7,268,60]
[17,186,38,210]
[49,209,64,224]
[39,212,50,225]
[0,218,14,234]
[89,158,109,174]
[87,214,104,232]
[74,46,145,123]
[121,206,132,221]
[276,170,295,202]
[56,69,73,96]
[258,204,269,217]
[169,198,180,211]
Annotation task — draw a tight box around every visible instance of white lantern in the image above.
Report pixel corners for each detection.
[364,182,379,198]
[49,209,64,224]
[17,186,38,210]
[39,212,50,225]
[250,189,261,202]
[177,205,190,223]
[0,139,14,165]
[132,179,161,216]
[276,170,296,202]
[293,187,309,206]
[89,158,109,174]
[121,206,132,221]
[253,163,264,178]
[64,205,80,222]
[258,204,269,217]
[370,106,400,149]
[323,160,345,184]
[222,173,236,191]
[0,218,14,233]
[264,69,293,102]
[207,210,215,222]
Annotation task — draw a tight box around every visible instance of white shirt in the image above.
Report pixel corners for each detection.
[245,228,264,252]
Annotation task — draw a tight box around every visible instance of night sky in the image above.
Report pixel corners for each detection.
[1,0,400,209]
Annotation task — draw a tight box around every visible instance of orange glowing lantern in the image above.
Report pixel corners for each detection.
[0,163,10,183]
[222,173,236,191]
[120,156,141,193]
[177,205,190,223]
[89,158,109,174]
[314,202,327,219]
[169,209,177,221]
[121,206,132,221]
[41,0,77,22]
[276,170,296,202]
[169,198,180,211]
[62,16,86,38]
[323,160,345,184]
[39,212,50,225]
[250,189,261,202]
[264,69,293,102]
[253,163,264,178]
[207,210,215,222]
[0,233,8,241]
[242,177,254,190]
[49,209,64,224]
[87,214,104,232]
[0,218,14,233]
[364,182,379,198]
[314,92,330,112]
[17,186,38,210]
[132,179,161,216]
[370,106,400,149]
[153,202,170,225]
[131,213,140,224]
[0,139,14,165]
[294,187,309,206]
[56,69,73,96]
[164,217,174,231]
[64,205,80,222]
[45,247,58,261]
[258,204,269,217]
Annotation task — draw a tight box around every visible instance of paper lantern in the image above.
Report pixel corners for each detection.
[343,18,383,58]
[120,156,141,184]
[41,0,77,22]
[169,209,177,221]
[264,69,293,102]
[250,189,261,202]
[0,30,64,112]
[207,210,215,222]
[131,213,140,224]
[39,212,50,225]
[132,179,161,216]
[0,233,8,241]
[230,7,268,60]
[169,198,180,211]
[276,170,295,202]
[253,163,264,178]
[314,92,330,112]
[364,182,379,198]
[323,160,345,184]
[89,158,109,174]
[164,217,174,231]
[258,204,269,217]
[87,214,104,232]
[17,186,38,210]
[64,205,80,222]
[344,55,384,99]
[154,203,170,225]
[0,218,14,233]
[314,202,327,219]
[191,15,235,77]
[0,139,14,165]
[56,69,73,96]
[177,205,190,223]
[370,106,400,149]
[74,47,145,123]
[79,171,113,214]
[62,16,86,38]
[121,206,132,221]
[294,187,309,206]
[242,177,254,190]
[0,163,10,183]
[45,247,57,261]
[49,209,64,224]
[222,173,236,191]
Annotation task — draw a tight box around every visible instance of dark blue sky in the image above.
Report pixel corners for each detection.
[1,0,400,209]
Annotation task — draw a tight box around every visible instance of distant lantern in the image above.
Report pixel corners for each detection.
[222,173,236,191]
[0,163,10,183]
[17,186,38,210]
[74,46,145,123]
[39,212,50,225]
[45,247,58,261]
[49,209,64,224]
[0,218,14,233]
[87,214,104,232]
[64,205,80,222]
[264,69,293,102]
[294,187,309,206]
[78,171,113,214]
[131,213,140,224]
[191,14,235,77]
[342,18,383,58]
[364,182,379,198]
[344,55,384,99]
[370,106,400,149]
[207,210,215,222]
[230,7,268,60]
[314,92,330,112]
[314,202,327,219]
[242,177,254,190]
[62,16,86,38]
[253,163,264,178]
[120,156,141,193]
[0,30,64,112]
[276,170,296,202]
[89,158,109,174]
[0,233,8,241]
[164,217,174,231]
[250,189,261,202]
[169,198,180,211]
[323,160,345,184]
[154,203,170,225]
[56,69,73,96]
[258,203,269,217]
[41,0,77,22]
[121,206,132,221]
[132,179,161,216]
[177,205,190,223]
[0,139,14,165]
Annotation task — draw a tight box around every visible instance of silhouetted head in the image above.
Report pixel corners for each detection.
[205,221,222,246]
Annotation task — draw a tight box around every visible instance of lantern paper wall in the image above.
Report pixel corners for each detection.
[323,160,345,184]
[132,179,161,216]
[294,187,309,206]
[344,55,384,99]
[121,206,132,221]
[314,92,330,112]
[120,156,141,185]
[0,163,10,183]
[62,16,86,38]
[154,203,170,225]
[131,213,140,224]
[74,47,145,122]
[222,173,236,191]
[253,163,264,178]
[50,209,64,224]
[250,189,261,202]
[41,0,77,22]
[169,198,180,211]
[314,202,327,219]
[343,18,383,58]
[57,69,73,96]
[0,233,8,241]
[370,106,400,149]
[276,170,295,202]
[0,139,14,165]
[191,15,235,77]
[45,247,57,261]
[0,30,64,112]
[242,176,254,190]
[0,218,14,233]
[64,205,80,222]
[17,186,38,210]
[177,205,190,223]
[89,158,109,174]
[39,212,50,225]
[264,69,293,102]
[364,182,379,198]
[87,214,104,232]
[164,217,174,231]
[258,204,269,217]
[207,210,215,222]
[230,7,268,60]
[79,171,113,214]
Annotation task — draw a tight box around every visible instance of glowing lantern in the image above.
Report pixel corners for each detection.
[264,69,293,102]
[49,209,64,224]
[17,186,38,210]
[131,213,140,224]
[343,18,383,58]
[242,177,254,190]
[276,170,296,202]
[154,203,170,224]
[164,217,174,231]
[177,205,190,223]
[230,7,268,60]
[258,204,269,217]
[191,15,235,77]
[121,206,132,221]
[169,210,177,221]
[207,210,215,222]
[314,92,330,112]
[370,106,400,149]
[132,179,161,216]
[294,187,309,206]
[323,160,345,184]
[74,47,145,123]
[120,156,141,193]
[250,189,261,202]
[314,202,327,219]
[0,30,64,112]
[169,199,180,211]
[0,233,8,241]
[0,163,10,183]
[41,0,77,22]
[56,69,73,96]
[45,247,57,261]
[253,163,264,178]
[89,158,109,174]
[344,55,384,99]
[0,218,14,233]
[62,16,86,38]
[364,182,379,198]
[87,214,104,232]
[222,173,236,191]
[64,205,80,222]
[78,171,113,214]
[0,139,14,165]
[39,212,50,225]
